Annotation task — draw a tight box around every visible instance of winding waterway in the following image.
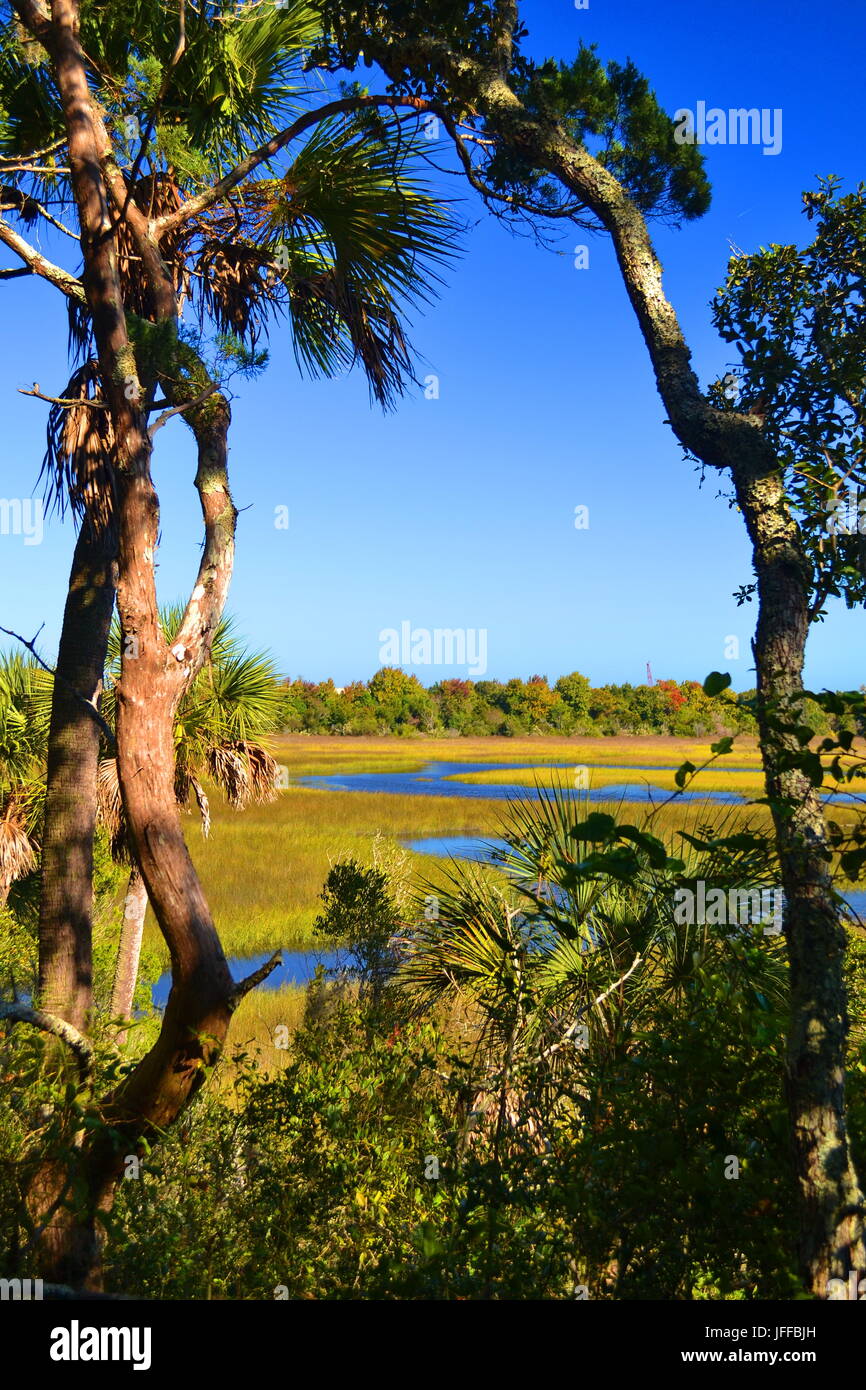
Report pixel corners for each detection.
[152,759,863,1002]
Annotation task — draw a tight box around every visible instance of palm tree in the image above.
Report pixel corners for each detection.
[0,654,51,906]
[2,0,456,1036]
[1,0,457,1285]
[97,609,283,1042]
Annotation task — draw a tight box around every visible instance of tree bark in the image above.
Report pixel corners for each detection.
[38,522,116,1034]
[734,469,865,1293]
[109,864,147,1045]
[14,0,238,1288]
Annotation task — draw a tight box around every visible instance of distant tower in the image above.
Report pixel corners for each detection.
[646,662,654,687]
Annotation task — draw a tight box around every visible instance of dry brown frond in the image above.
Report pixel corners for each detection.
[115,172,192,315]
[207,740,279,810]
[195,237,271,345]
[41,360,116,536]
[96,757,128,862]
[0,795,37,890]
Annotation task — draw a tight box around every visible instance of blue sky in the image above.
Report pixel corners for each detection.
[1,0,864,690]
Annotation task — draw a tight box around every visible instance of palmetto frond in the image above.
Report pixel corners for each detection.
[251,114,458,405]
[39,360,116,533]
[0,652,52,790]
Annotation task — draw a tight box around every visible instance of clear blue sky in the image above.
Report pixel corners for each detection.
[1,0,864,690]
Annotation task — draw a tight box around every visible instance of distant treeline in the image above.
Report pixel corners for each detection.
[275,669,860,738]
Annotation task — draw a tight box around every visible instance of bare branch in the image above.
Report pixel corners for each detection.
[147,384,218,439]
[0,1001,93,1081]
[0,624,116,749]
[0,215,85,301]
[230,952,282,1009]
[18,384,107,408]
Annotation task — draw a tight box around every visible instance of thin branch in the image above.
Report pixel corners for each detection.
[0,1002,93,1081]
[155,93,435,237]
[18,384,107,408]
[147,384,218,439]
[436,101,590,222]
[0,136,67,166]
[0,624,116,749]
[0,164,71,175]
[229,952,282,1009]
[536,955,644,1063]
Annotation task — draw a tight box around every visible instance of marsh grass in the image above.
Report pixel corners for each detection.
[447,764,769,794]
[269,733,769,774]
[219,983,308,1081]
[139,738,861,966]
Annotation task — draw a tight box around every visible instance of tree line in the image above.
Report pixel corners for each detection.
[276,668,858,738]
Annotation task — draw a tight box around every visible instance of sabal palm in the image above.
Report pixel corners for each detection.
[98,607,283,1037]
[3,0,453,1039]
[0,654,52,905]
[401,778,786,1139]
[2,0,456,414]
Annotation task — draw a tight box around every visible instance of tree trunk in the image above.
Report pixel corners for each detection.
[16,0,239,1289]
[38,522,115,1034]
[735,469,865,1294]
[110,864,148,1045]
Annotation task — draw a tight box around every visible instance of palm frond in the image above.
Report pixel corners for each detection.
[0,793,37,889]
[38,360,116,534]
[96,757,128,861]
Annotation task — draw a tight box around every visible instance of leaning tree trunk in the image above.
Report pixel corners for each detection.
[735,468,865,1294]
[498,93,866,1294]
[38,522,116,1035]
[16,0,250,1289]
[109,864,148,1045]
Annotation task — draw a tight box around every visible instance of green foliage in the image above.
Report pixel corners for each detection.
[314,6,710,224]
[313,858,402,1001]
[711,177,866,611]
[54,783,840,1300]
[514,45,711,223]
[275,670,759,737]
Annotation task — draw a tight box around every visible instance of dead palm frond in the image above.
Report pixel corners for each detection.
[206,739,279,810]
[0,794,37,892]
[39,359,116,535]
